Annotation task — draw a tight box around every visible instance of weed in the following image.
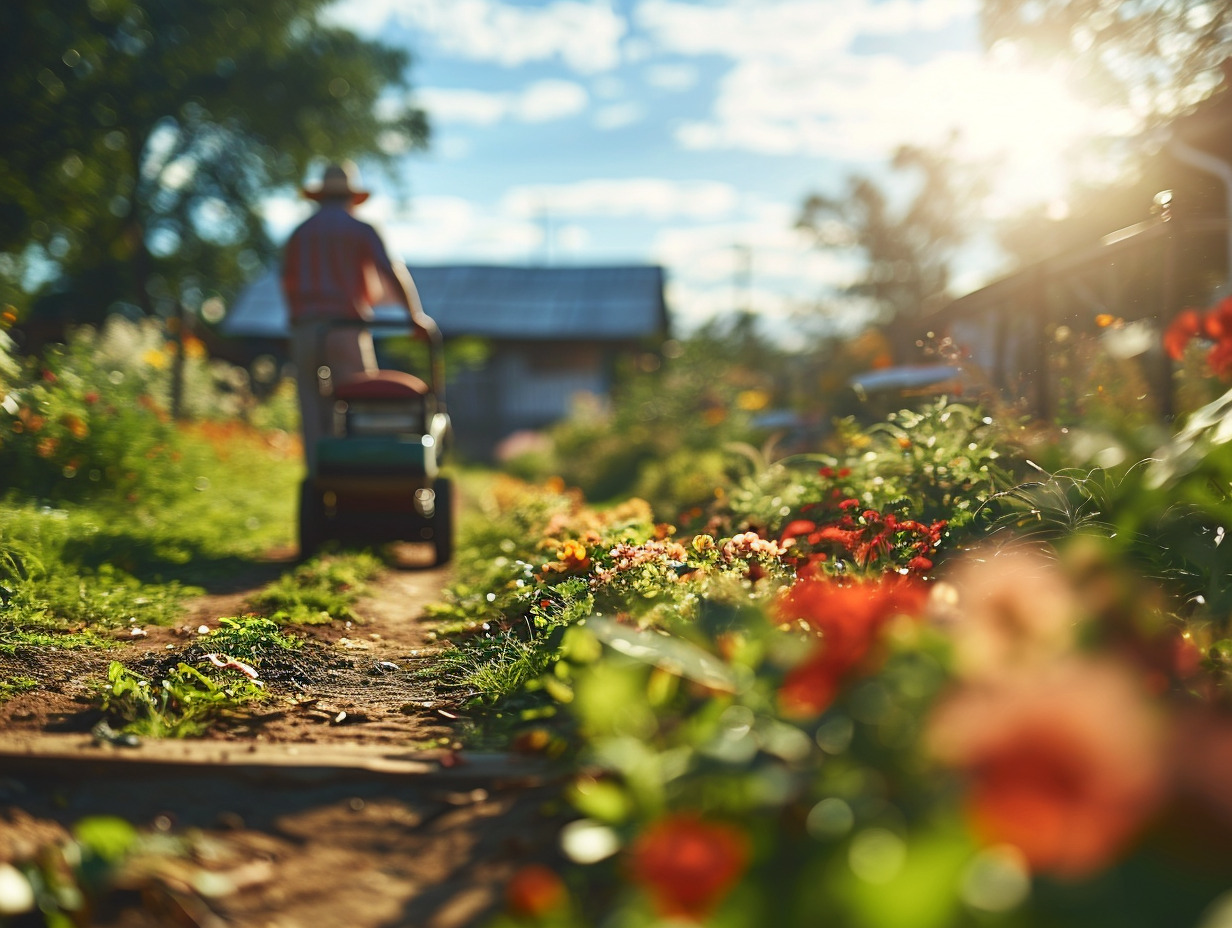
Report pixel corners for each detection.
[99,660,271,738]
[201,615,303,664]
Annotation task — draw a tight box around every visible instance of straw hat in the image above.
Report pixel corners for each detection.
[303,161,370,204]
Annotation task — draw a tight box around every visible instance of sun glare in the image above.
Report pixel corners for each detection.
[923,56,1138,217]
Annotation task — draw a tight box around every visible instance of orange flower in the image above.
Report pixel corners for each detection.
[627,814,748,920]
[62,414,88,440]
[555,539,591,572]
[36,436,59,458]
[505,864,567,918]
[776,575,925,717]
[928,659,1164,879]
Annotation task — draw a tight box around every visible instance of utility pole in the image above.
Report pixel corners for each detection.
[733,244,752,314]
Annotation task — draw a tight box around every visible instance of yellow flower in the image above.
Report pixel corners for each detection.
[142,348,169,370]
[736,389,770,411]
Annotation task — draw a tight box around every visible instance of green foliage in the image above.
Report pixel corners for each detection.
[250,550,383,624]
[0,315,300,658]
[0,315,300,505]
[1,0,428,317]
[0,675,37,701]
[714,399,1017,559]
[513,317,792,513]
[798,140,989,340]
[442,394,1232,928]
[985,384,1232,622]
[99,659,270,737]
[203,614,302,664]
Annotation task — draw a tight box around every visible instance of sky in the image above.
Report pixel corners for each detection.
[262,0,1135,343]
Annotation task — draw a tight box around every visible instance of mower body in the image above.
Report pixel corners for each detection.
[298,320,453,564]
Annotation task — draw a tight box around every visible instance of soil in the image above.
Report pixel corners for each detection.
[0,544,566,928]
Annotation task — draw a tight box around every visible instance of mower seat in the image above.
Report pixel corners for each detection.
[332,370,431,438]
[334,370,429,402]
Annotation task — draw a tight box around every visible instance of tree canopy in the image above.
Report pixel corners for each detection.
[1,0,428,325]
[798,141,989,354]
[981,0,1232,122]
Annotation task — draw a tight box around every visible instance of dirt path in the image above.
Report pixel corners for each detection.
[0,550,565,928]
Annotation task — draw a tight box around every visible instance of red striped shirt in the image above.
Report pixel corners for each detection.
[281,203,400,321]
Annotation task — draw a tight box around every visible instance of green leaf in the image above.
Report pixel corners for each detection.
[72,816,138,863]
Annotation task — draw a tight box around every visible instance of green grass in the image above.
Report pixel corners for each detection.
[0,421,301,652]
[0,675,38,701]
[250,550,384,624]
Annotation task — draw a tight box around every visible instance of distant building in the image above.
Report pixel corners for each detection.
[220,264,670,459]
[922,67,1232,420]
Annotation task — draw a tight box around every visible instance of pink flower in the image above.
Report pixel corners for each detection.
[929,546,1079,679]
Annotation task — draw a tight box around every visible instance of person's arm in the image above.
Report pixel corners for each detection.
[367,226,438,339]
[389,262,440,341]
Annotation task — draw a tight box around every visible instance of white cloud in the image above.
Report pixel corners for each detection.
[593,101,645,130]
[501,178,740,221]
[644,192,865,340]
[638,0,1134,209]
[324,0,627,73]
[417,88,509,126]
[636,0,974,61]
[644,62,698,91]
[261,196,313,242]
[515,79,591,122]
[381,195,543,262]
[676,49,1135,208]
[418,80,588,126]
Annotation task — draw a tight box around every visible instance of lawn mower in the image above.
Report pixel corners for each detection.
[297,318,453,565]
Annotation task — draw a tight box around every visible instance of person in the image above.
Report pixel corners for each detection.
[281,161,438,473]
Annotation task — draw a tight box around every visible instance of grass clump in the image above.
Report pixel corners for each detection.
[0,675,37,701]
[250,550,384,624]
[202,615,303,664]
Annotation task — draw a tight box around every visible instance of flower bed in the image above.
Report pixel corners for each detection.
[435,395,1232,928]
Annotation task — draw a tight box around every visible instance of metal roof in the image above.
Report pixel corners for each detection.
[219,264,668,341]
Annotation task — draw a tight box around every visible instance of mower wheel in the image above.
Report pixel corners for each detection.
[431,476,454,565]
[298,480,327,559]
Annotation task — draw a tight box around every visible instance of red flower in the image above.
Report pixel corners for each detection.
[505,864,567,917]
[1164,309,1203,360]
[780,519,817,543]
[776,576,925,716]
[1203,295,1232,340]
[929,660,1164,879]
[1207,338,1232,378]
[627,814,748,920]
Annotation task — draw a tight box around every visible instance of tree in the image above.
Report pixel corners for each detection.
[981,0,1232,123]
[0,0,428,325]
[797,141,989,360]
